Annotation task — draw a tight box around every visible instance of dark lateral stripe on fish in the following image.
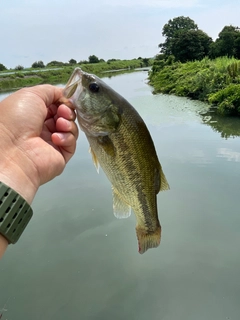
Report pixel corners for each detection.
[113,119,161,233]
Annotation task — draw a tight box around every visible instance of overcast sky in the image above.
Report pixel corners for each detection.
[0,0,240,68]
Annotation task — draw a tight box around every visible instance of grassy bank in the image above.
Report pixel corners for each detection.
[0,59,151,92]
[149,57,240,116]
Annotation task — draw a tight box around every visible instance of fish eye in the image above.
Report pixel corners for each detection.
[89,82,99,93]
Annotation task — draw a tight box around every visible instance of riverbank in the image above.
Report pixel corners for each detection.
[149,57,240,116]
[0,58,151,92]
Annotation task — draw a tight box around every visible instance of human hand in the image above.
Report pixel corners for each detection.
[0,85,78,204]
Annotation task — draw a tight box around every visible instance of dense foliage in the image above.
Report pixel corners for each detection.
[152,16,240,116]
[88,55,100,63]
[159,16,198,57]
[171,30,212,62]
[159,16,240,63]
[46,60,67,67]
[0,63,7,71]
[15,65,24,70]
[149,57,240,116]
[210,26,240,59]
[69,59,77,65]
[32,60,45,68]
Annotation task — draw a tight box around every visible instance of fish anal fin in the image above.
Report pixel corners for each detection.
[155,166,170,193]
[112,188,131,219]
[89,146,100,173]
[136,225,161,254]
[160,166,170,191]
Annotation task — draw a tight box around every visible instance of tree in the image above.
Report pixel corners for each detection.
[210,25,240,58]
[171,30,212,62]
[69,59,77,64]
[32,61,45,68]
[78,60,88,64]
[46,60,65,67]
[142,58,149,66]
[234,36,240,59]
[159,16,198,55]
[88,55,99,63]
[15,65,24,70]
[107,59,118,63]
[0,63,7,71]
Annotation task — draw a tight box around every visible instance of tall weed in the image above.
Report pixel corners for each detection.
[149,57,240,116]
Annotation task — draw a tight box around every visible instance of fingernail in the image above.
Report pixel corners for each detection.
[56,133,65,140]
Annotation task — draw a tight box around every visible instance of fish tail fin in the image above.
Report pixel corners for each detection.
[136,225,161,254]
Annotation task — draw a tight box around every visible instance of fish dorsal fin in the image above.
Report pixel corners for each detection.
[89,146,100,173]
[159,166,170,191]
[112,187,131,219]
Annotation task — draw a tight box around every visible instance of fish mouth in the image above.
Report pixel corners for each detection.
[63,68,84,107]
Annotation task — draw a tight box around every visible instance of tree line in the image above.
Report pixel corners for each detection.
[0,55,106,71]
[158,16,240,63]
[0,55,150,72]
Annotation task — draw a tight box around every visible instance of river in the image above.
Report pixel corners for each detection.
[0,70,240,320]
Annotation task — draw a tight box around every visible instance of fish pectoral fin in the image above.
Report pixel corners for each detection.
[89,146,100,173]
[112,188,131,219]
[97,135,115,157]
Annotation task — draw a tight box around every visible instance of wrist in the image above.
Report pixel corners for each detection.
[0,234,8,258]
[0,124,40,204]
[0,181,33,245]
[0,139,39,205]
[0,161,38,205]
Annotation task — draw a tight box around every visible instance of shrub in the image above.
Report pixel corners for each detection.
[46,61,65,67]
[208,84,240,115]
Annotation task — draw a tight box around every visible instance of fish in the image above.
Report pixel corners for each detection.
[63,68,169,254]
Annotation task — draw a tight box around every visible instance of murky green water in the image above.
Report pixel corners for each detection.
[1,71,240,320]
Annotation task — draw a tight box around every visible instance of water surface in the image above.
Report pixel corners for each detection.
[0,71,240,320]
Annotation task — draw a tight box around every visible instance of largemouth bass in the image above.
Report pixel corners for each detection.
[63,68,169,254]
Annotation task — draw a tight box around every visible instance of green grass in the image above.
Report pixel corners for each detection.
[0,59,152,92]
[149,57,240,116]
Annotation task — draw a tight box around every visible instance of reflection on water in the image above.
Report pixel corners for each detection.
[217,148,240,162]
[1,71,240,320]
[201,107,240,139]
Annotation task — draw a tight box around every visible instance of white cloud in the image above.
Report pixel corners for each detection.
[217,148,240,162]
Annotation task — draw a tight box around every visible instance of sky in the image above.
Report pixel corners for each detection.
[0,0,240,68]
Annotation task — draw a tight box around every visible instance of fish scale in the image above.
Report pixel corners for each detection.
[63,68,170,254]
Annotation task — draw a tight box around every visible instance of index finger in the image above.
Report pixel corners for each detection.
[25,84,63,107]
